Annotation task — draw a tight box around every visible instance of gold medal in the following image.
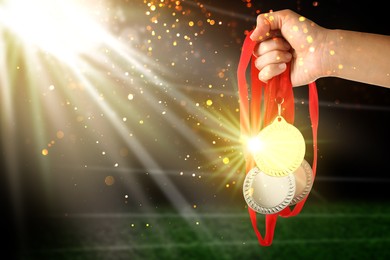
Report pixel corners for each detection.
[251,115,305,176]
[243,167,296,214]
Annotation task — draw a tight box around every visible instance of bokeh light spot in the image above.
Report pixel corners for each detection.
[105,176,115,186]
[42,149,49,156]
[222,157,230,164]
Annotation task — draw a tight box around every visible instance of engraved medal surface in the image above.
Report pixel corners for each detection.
[289,159,313,205]
[252,116,305,177]
[243,167,296,214]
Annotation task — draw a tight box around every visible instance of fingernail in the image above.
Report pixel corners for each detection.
[279,63,286,70]
[258,72,268,82]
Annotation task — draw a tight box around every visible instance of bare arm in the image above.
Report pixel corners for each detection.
[251,9,390,88]
[324,29,390,88]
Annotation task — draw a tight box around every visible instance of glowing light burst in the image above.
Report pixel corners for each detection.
[0,0,108,62]
[0,0,212,217]
[247,135,265,154]
[0,0,253,226]
[196,96,245,194]
[0,2,266,241]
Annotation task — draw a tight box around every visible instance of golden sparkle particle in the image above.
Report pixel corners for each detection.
[104,175,115,186]
[56,130,64,139]
[222,157,230,164]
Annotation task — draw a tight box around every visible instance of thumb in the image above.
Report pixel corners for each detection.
[250,10,293,42]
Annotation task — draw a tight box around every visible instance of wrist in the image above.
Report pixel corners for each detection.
[319,29,341,79]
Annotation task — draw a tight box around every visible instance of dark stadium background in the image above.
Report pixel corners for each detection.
[1,0,389,259]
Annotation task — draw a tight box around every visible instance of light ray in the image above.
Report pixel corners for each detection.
[0,0,108,62]
[0,0,216,242]
[53,53,217,240]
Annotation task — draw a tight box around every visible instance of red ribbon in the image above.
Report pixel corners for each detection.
[237,31,319,246]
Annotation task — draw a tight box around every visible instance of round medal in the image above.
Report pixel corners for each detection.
[243,167,296,214]
[252,116,305,177]
[289,159,314,205]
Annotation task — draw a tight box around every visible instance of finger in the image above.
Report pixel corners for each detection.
[254,37,290,57]
[250,9,296,42]
[250,13,272,41]
[258,63,287,82]
[254,50,292,72]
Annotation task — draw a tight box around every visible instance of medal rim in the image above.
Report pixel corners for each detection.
[289,159,314,205]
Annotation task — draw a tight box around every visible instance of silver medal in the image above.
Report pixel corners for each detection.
[243,167,296,214]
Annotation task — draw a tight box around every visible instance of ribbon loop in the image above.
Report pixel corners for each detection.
[237,30,319,246]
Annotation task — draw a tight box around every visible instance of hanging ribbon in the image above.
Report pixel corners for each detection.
[237,30,319,246]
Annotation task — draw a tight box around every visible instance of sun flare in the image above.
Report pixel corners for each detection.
[0,0,107,60]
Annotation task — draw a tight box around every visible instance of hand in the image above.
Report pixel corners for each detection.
[251,9,328,87]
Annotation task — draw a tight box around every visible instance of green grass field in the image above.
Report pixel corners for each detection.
[20,200,390,260]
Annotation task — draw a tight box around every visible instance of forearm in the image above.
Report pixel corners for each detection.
[323,29,390,88]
